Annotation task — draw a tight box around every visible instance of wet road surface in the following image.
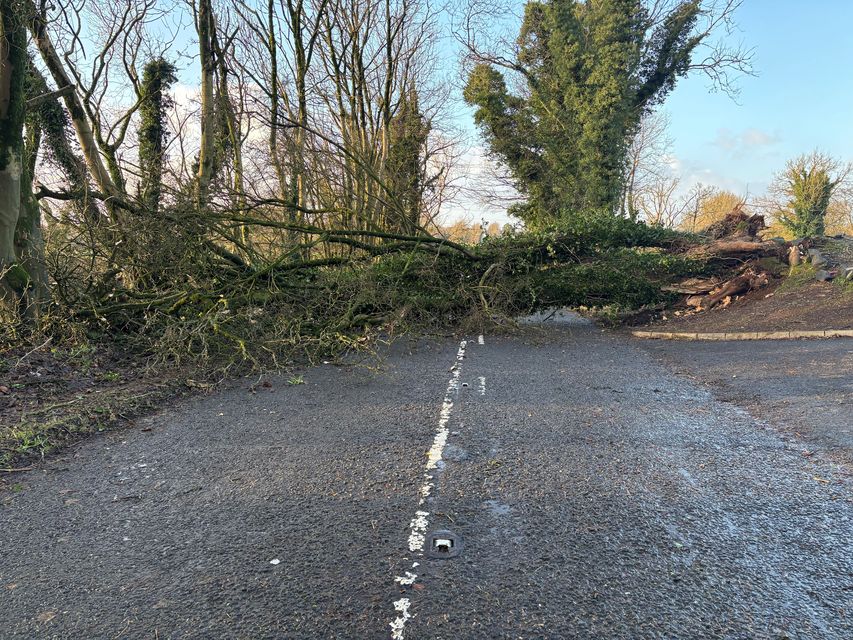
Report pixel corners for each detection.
[1,314,851,638]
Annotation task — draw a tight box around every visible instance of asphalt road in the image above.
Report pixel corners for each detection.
[639,336,853,468]
[1,313,851,639]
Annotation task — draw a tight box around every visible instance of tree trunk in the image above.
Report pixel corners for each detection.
[26,58,100,223]
[15,193,49,320]
[210,30,248,246]
[26,0,123,208]
[0,154,21,269]
[16,108,49,317]
[196,0,216,209]
[1,0,31,309]
[688,239,788,261]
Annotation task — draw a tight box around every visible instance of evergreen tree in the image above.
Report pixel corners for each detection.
[464,0,707,228]
[778,153,843,239]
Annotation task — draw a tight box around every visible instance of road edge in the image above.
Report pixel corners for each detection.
[632,329,853,341]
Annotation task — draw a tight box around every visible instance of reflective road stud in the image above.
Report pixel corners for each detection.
[426,530,462,559]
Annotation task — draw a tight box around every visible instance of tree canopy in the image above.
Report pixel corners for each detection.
[773,152,849,238]
[463,0,741,228]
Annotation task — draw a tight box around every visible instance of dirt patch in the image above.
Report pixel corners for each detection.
[634,236,853,334]
[641,280,853,333]
[0,342,183,473]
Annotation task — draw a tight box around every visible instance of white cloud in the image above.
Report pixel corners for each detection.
[713,127,781,156]
[673,161,770,201]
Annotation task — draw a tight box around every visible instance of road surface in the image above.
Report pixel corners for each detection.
[1,313,851,639]
[640,336,853,468]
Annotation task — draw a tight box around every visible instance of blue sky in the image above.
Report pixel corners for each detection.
[653,0,853,197]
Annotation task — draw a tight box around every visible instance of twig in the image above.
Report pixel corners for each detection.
[1,466,34,473]
[21,398,83,417]
[14,337,53,369]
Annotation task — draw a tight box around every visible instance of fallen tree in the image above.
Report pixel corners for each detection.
[6,195,800,371]
[0,206,705,371]
[666,207,790,310]
[687,238,788,262]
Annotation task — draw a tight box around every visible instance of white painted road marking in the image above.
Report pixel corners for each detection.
[389,340,467,639]
[478,334,485,345]
[478,376,486,396]
[389,598,412,639]
[394,571,417,585]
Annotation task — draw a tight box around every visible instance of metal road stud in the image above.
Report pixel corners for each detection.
[426,530,462,558]
[434,538,453,552]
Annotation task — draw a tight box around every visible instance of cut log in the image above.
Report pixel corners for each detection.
[788,245,801,266]
[705,268,771,308]
[688,239,788,261]
[662,277,721,295]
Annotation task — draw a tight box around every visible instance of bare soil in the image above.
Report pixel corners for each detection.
[643,280,853,333]
[0,342,181,472]
[640,236,853,333]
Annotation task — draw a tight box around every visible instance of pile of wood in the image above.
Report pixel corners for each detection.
[686,208,787,263]
[664,267,772,310]
[667,207,791,311]
[704,203,765,239]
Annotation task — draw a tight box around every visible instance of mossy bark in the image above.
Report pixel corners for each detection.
[1,0,31,309]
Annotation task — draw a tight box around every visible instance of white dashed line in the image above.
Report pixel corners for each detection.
[389,340,467,639]
[478,376,486,396]
[394,571,417,585]
[390,598,412,639]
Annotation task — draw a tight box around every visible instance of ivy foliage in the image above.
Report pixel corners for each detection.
[386,84,432,234]
[138,58,177,213]
[778,161,840,238]
[464,0,703,227]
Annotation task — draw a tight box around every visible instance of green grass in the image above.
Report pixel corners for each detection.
[835,275,853,295]
[777,264,819,295]
[0,388,170,470]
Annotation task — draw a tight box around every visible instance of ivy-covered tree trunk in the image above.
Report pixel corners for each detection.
[387,85,430,235]
[17,117,49,315]
[0,0,30,307]
[138,58,177,214]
